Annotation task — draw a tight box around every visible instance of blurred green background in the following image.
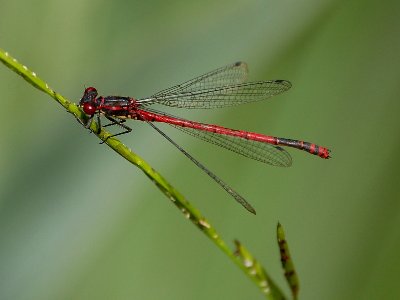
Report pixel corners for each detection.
[1,0,399,299]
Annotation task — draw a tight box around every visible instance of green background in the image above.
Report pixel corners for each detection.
[1,0,399,299]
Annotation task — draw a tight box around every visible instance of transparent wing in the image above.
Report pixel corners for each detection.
[144,109,292,167]
[171,124,292,167]
[151,61,249,97]
[145,120,257,214]
[139,80,292,109]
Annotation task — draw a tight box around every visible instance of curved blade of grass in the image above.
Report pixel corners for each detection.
[0,48,287,299]
[234,240,287,300]
[277,223,299,300]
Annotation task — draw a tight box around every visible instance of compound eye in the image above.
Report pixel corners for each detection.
[82,102,96,115]
[80,87,98,104]
[85,86,97,95]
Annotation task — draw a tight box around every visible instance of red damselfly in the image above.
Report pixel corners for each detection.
[79,62,330,214]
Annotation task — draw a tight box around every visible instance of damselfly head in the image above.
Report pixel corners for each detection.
[80,87,98,103]
[79,87,98,115]
[81,102,96,115]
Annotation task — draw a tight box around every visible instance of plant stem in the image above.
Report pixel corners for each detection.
[0,48,286,299]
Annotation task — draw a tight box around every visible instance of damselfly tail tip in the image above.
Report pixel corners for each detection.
[319,147,331,159]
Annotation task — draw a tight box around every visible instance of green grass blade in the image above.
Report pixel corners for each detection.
[0,48,288,299]
[234,240,287,300]
[277,223,299,300]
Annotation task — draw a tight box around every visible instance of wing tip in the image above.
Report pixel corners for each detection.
[234,61,248,70]
[274,79,292,89]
